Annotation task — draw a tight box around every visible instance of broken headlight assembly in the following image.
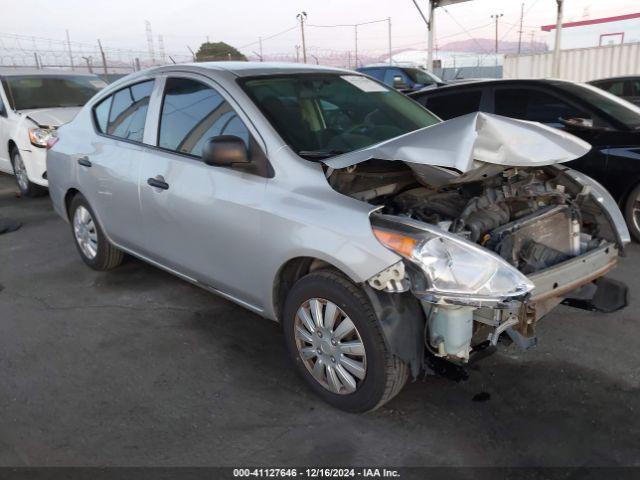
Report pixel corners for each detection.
[371,215,534,307]
[29,127,55,148]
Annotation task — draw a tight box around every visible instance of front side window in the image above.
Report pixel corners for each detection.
[107,80,154,142]
[424,90,482,120]
[3,75,106,110]
[241,74,439,158]
[158,77,250,157]
[405,68,440,85]
[495,88,590,127]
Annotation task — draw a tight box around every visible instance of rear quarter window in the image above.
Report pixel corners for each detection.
[93,96,112,133]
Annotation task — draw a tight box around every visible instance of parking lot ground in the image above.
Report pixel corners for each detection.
[0,172,639,467]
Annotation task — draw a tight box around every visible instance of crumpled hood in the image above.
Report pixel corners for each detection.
[324,112,592,172]
[20,107,82,128]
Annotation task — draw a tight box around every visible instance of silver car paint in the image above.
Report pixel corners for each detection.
[48,64,401,319]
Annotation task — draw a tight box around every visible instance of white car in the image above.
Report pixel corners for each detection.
[0,68,107,196]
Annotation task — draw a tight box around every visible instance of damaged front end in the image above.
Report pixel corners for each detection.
[324,112,629,371]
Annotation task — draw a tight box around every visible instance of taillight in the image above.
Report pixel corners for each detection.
[46,137,59,150]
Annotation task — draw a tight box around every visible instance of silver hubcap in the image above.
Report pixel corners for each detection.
[294,298,367,395]
[73,206,98,259]
[13,153,29,191]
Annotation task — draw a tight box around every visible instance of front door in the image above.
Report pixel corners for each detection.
[138,75,267,308]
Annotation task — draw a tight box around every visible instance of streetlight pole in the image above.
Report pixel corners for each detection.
[296,12,307,63]
[387,17,392,65]
[354,24,358,68]
[553,0,564,77]
[491,13,504,67]
[411,1,473,73]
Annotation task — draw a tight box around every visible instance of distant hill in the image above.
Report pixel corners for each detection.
[439,38,548,54]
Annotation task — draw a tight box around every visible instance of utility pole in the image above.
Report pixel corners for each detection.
[65,29,74,70]
[387,17,392,65]
[135,57,141,71]
[259,37,263,62]
[354,24,358,68]
[33,52,40,69]
[517,3,524,55]
[553,0,564,77]
[296,12,307,63]
[97,39,108,76]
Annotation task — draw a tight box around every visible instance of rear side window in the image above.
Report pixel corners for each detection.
[93,96,112,133]
[495,88,589,126]
[158,77,249,157]
[423,91,482,120]
[106,80,154,142]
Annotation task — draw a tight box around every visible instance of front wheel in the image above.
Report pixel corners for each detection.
[283,270,408,412]
[68,193,124,270]
[11,147,46,197]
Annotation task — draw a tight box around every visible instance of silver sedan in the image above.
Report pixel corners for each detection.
[47,62,629,412]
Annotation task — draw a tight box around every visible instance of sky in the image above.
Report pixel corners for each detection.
[1,0,637,60]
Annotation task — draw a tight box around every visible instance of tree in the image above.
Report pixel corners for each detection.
[195,42,247,62]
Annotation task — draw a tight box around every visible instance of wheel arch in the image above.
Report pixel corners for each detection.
[64,188,81,220]
[272,256,353,323]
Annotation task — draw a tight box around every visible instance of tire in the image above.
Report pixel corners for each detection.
[624,183,640,243]
[68,193,124,271]
[11,147,47,198]
[282,269,408,413]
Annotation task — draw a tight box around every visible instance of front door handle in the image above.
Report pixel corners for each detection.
[147,175,169,191]
[77,156,92,167]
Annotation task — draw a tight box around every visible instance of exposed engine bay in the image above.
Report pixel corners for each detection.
[327,159,626,364]
[328,160,610,274]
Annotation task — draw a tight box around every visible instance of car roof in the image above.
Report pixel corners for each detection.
[175,61,353,77]
[589,75,640,83]
[0,67,100,77]
[409,78,575,96]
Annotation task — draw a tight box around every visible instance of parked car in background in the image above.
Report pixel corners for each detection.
[410,79,640,240]
[48,63,629,412]
[0,68,107,196]
[357,64,444,92]
[589,76,640,106]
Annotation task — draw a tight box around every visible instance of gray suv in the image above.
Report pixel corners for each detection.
[47,63,629,412]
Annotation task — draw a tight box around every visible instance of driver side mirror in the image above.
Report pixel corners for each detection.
[392,75,408,90]
[202,135,250,167]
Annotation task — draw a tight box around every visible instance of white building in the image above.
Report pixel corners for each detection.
[542,12,640,50]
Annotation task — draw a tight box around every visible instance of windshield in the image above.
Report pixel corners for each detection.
[3,75,107,110]
[241,73,439,158]
[554,81,640,129]
[405,68,441,85]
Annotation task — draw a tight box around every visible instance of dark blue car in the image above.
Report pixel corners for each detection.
[357,65,444,93]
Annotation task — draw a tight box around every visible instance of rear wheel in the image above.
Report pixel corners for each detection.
[69,194,124,270]
[11,147,46,197]
[624,183,640,242]
[283,270,408,412]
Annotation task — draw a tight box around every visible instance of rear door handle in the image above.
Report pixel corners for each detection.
[77,156,92,167]
[147,176,169,191]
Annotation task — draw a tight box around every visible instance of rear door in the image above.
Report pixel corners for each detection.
[80,79,154,248]
[138,74,269,307]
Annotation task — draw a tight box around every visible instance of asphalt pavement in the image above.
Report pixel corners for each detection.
[0,172,639,467]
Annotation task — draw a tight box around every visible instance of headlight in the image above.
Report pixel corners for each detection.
[372,218,534,305]
[28,128,54,148]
